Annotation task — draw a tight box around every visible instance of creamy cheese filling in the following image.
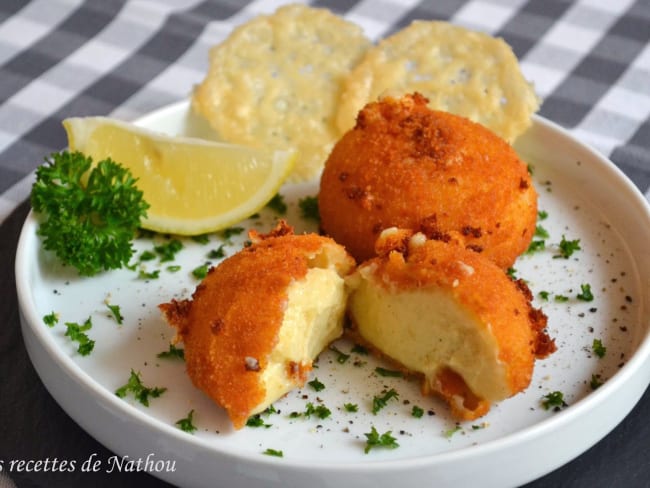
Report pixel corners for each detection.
[254,267,347,413]
[349,278,511,402]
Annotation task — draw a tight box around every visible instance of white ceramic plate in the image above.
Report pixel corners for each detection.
[16,102,650,488]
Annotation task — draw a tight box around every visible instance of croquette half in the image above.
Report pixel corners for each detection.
[159,221,356,429]
[346,228,555,420]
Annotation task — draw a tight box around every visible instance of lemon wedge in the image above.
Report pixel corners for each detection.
[63,116,295,235]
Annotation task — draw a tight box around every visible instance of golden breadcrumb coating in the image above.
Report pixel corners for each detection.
[159,221,355,429]
[347,228,555,420]
[319,93,538,268]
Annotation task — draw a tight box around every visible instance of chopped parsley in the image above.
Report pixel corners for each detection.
[308,377,325,392]
[538,291,550,301]
[246,414,272,428]
[139,250,156,261]
[266,193,287,214]
[351,344,368,355]
[263,448,283,458]
[192,263,210,280]
[592,339,607,358]
[541,391,567,411]
[534,225,550,239]
[175,409,197,433]
[219,226,245,242]
[208,245,226,259]
[411,405,424,418]
[155,239,183,262]
[106,303,124,324]
[290,402,331,420]
[262,405,278,416]
[526,240,546,254]
[298,196,319,222]
[538,210,549,220]
[374,367,403,378]
[166,264,181,273]
[343,403,358,413]
[329,345,350,364]
[43,311,59,327]
[157,344,185,360]
[554,294,569,303]
[554,235,581,259]
[364,426,399,454]
[191,234,210,245]
[115,369,167,407]
[372,388,399,415]
[590,374,604,390]
[64,317,95,356]
[444,425,463,438]
[577,283,594,302]
[138,269,160,280]
[506,267,517,279]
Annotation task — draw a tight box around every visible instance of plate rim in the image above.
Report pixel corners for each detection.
[15,102,650,483]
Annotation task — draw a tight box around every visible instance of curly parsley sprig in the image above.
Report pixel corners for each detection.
[31,151,149,276]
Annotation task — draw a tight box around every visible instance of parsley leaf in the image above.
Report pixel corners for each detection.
[364,426,399,454]
[541,391,567,411]
[329,345,350,364]
[298,196,319,222]
[115,369,167,406]
[208,245,226,259]
[175,409,197,433]
[290,402,331,420]
[157,344,185,360]
[343,403,358,413]
[411,405,424,418]
[263,448,283,457]
[590,374,604,390]
[308,377,325,392]
[192,263,210,279]
[106,303,124,324]
[191,234,210,245]
[592,339,607,358]
[577,283,594,301]
[30,151,149,276]
[246,414,272,428]
[526,240,546,254]
[444,425,463,438]
[375,367,403,378]
[372,388,399,415]
[534,225,550,239]
[138,269,160,280]
[554,235,581,259]
[64,317,95,356]
[43,312,59,327]
[266,193,287,214]
[155,239,183,262]
[219,226,245,242]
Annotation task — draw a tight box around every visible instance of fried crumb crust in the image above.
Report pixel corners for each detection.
[159,221,354,429]
[349,229,555,420]
[319,92,538,268]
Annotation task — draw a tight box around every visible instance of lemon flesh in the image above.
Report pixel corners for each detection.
[63,117,295,235]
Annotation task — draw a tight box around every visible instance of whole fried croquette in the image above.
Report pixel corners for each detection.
[347,228,555,420]
[159,221,355,429]
[319,93,538,268]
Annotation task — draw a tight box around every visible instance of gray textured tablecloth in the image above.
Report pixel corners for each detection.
[1,1,649,487]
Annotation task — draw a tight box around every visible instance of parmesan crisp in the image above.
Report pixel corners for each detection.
[336,21,540,142]
[192,4,371,181]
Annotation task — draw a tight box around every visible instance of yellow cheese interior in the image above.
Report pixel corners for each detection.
[349,277,511,402]
[254,267,347,413]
